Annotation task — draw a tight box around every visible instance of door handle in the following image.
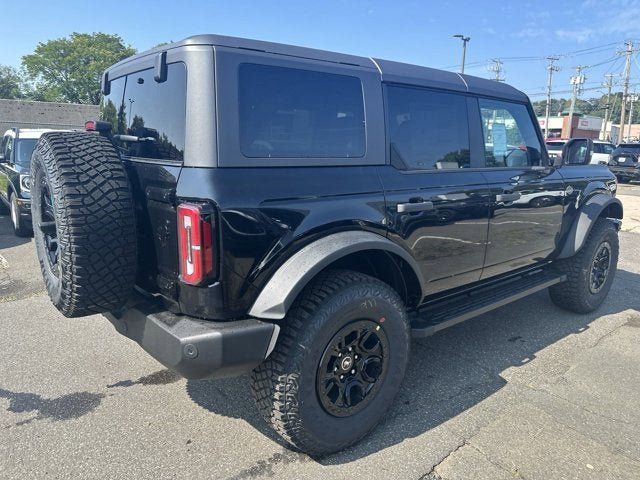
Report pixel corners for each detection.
[397,201,434,213]
[496,192,521,202]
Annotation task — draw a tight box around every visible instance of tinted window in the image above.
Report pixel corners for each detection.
[238,64,365,158]
[387,86,470,170]
[546,141,566,149]
[15,139,38,167]
[100,62,186,162]
[479,99,542,167]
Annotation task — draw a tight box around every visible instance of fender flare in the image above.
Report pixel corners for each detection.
[557,194,623,259]
[248,230,425,320]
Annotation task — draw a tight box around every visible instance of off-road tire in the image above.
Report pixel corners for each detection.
[10,193,31,237]
[549,218,619,313]
[251,270,410,456]
[31,132,137,317]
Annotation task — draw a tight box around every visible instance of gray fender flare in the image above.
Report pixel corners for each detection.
[248,231,425,320]
[557,194,623,259]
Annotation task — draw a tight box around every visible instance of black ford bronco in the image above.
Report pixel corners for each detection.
[31,35,623,455]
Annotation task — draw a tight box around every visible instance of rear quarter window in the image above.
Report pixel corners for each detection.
[100,62,187,163]
[238,63,366,159]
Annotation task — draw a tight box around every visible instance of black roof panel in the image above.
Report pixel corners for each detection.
[109,34,529,102]
[372,58,467,93]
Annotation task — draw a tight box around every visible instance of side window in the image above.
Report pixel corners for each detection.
[478,99,542,167]
[386,86,470,170]
[100,63,187,162]
[238,64,365,158]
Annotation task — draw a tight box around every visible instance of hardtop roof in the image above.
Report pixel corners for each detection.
[108,34,528,102]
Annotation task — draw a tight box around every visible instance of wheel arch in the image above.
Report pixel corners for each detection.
[557,194,623,259]
[248,231,425,320]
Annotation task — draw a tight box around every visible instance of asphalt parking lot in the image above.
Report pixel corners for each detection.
[1,187,639,480]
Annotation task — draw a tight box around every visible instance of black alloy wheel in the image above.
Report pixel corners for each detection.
[317,319,389,417]
[589,241,611,294]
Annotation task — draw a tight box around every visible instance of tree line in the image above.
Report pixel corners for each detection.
[0,32,135,105]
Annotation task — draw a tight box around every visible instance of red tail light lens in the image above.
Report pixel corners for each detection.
[177,203,215,285]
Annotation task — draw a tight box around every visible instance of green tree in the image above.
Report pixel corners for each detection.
[22,33,135,104]
[0,65,24,99]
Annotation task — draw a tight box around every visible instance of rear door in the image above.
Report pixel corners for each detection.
[378,85,490,295]
[475,98,565,279]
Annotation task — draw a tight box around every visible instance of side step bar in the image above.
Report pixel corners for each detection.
[410,270,566,338]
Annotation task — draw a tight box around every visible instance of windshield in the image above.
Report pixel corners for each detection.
[15,139,38,167]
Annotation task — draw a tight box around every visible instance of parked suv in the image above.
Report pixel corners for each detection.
[31,35,623,455]
[0,128,56,236]
[608,143,640,182]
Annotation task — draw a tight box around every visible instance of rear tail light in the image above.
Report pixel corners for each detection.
[177,203,215,285]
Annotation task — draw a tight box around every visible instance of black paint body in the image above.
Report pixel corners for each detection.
[101,35,619,321]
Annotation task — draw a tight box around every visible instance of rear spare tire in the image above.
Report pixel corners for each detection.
[31,131,137,317]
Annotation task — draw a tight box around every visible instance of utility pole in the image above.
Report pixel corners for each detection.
[628,93,638,140]
[453,34,471,74]
[488,58,505,82]
[619,40,633,143]
[567,66,586,139]
[600,74,614,140]
[544,56,560,139]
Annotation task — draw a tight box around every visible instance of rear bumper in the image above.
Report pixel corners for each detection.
[104,295,279,379]
[609,166,640,179]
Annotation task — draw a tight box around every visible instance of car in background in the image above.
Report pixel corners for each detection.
[546,139,614,165]
[592,140,615,164]
[608,143,640,183]
[545,139,566,161]
[0,128,56,236]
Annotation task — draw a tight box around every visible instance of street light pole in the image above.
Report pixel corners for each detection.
[453,34,471,74]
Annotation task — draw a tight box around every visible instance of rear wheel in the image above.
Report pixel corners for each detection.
[9,193,31,237]
[251,270,410,455]
[549,218,619,313]
[31,132,137,317]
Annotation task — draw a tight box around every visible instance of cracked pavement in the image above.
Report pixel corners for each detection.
[1,188,639,479]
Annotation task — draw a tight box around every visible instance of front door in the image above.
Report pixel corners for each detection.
[475,98,565,279]
[379,85,491,296]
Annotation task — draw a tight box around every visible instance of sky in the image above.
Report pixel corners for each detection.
[3,0,640,100]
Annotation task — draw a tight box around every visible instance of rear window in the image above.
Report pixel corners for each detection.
[100,62,186,162]
[613,145,640,156]
[546,141,566,148]
[238,64,366,158]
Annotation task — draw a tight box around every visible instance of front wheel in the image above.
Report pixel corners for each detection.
[251,270,410,455]
[549,218,619,313]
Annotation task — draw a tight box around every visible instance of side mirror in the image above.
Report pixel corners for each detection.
[0,153,5,163]
[560,138,594,166]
